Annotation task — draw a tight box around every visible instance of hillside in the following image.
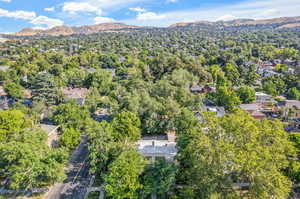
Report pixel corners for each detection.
[13,16,300,37]
[15,23,139,37]
[170,16,300,29]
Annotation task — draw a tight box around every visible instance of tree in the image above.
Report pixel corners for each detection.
[85,69,113,94]
[142,159,177,198]
[0,128,68,190]
[214,86,241,112]
[0,109,29,142]
[4,81,24,100]
[176,111,296,199]
[104,150,146,199]
[236,86,255,104]
[223,63,240,86]
[286,87,300,100]
[262,76,286,97]
[111,111,141,142]
[52,101,91,130]
[59,128,81,150]
[31,73,63,106]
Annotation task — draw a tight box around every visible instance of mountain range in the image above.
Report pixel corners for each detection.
[12,16,300,37]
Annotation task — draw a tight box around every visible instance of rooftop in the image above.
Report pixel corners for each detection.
[40,124,59,135]
[136,139,177,157]
[240,104,261,111]
[61,88,89,99]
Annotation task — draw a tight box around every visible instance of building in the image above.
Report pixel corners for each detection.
[203,106,226,117]
[190,85,203,94]
[61,88,89,105]
[0,65,10,71]
[278,100,300,118]
[136,132,177,163]
[255,92,274,104]
[240,104,266,120]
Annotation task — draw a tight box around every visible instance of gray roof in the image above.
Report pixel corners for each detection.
[40,124,59,135]
[240,104,261,111]
[204,106,226,117]
[278,100,300,110]
[0,66,10,71]
[136,140,177,157]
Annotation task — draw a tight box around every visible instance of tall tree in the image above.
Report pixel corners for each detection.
[176,111,296,199]
[31,73,62,106]
[104,150,146,199]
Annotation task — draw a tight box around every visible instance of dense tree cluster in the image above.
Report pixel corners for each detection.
[0,25,300,198]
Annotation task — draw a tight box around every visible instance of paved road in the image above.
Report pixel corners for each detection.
[45,136,91,199]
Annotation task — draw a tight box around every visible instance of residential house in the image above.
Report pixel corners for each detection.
[0,87,10,110]
[190,85,203,94]
[0,65,9,72]
[202,85,216,93]
[61,88,89,105]
[278,100,300,118]
[203,106,226,117]
[255,92,274,104]
[240,104,266,120]
[136,132,177,163]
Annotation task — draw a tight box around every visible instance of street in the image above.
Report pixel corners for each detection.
[44,136,91,199]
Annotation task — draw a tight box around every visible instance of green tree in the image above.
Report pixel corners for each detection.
[104,150,146,199]
[0,109,29,142]
[236,86,255,104]
[52,101,91,130]
[59,128,81,150]
[31,73,63,106]
[0,128,68,190]
[176,111,296,199]
[214,86,241,112]
[4,81,24,100]
[223,63,240,86]
[142,159,177,198]
[286,87,300,100]
[85,69,113,94]
[111,111,141,142]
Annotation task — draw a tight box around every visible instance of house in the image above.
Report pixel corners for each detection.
[202,85,216,93]
[85,68,116,77]
[0,87,10,110]
[61,88,89,105]
[0,65,9,72]
[203,106,226,117]
[190,85,203,94]
[136,132,177,163]
[40,124,60,148]
[255,92,274,104]
[93,108,111,122]
[240,104,266,120]
[278,100,300,118]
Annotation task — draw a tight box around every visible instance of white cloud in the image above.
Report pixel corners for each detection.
[63,2,102,15]
[166,0,177,3]
[44,7,55,12]
[129,7,146,13]
[137,12,166,20]
[94,16,115,24]
[216,14,237,21]
[123,0,300,27]
[30,16,64,28]
[0,8,36,20]
[0,0,12,3]
[256,9,280,18]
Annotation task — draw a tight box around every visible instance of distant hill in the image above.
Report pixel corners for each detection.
[170,16,300,29]
[15,23,139,37]
[12,16,300,37]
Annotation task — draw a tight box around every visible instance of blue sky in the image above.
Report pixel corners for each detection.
[0,0,299,33]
